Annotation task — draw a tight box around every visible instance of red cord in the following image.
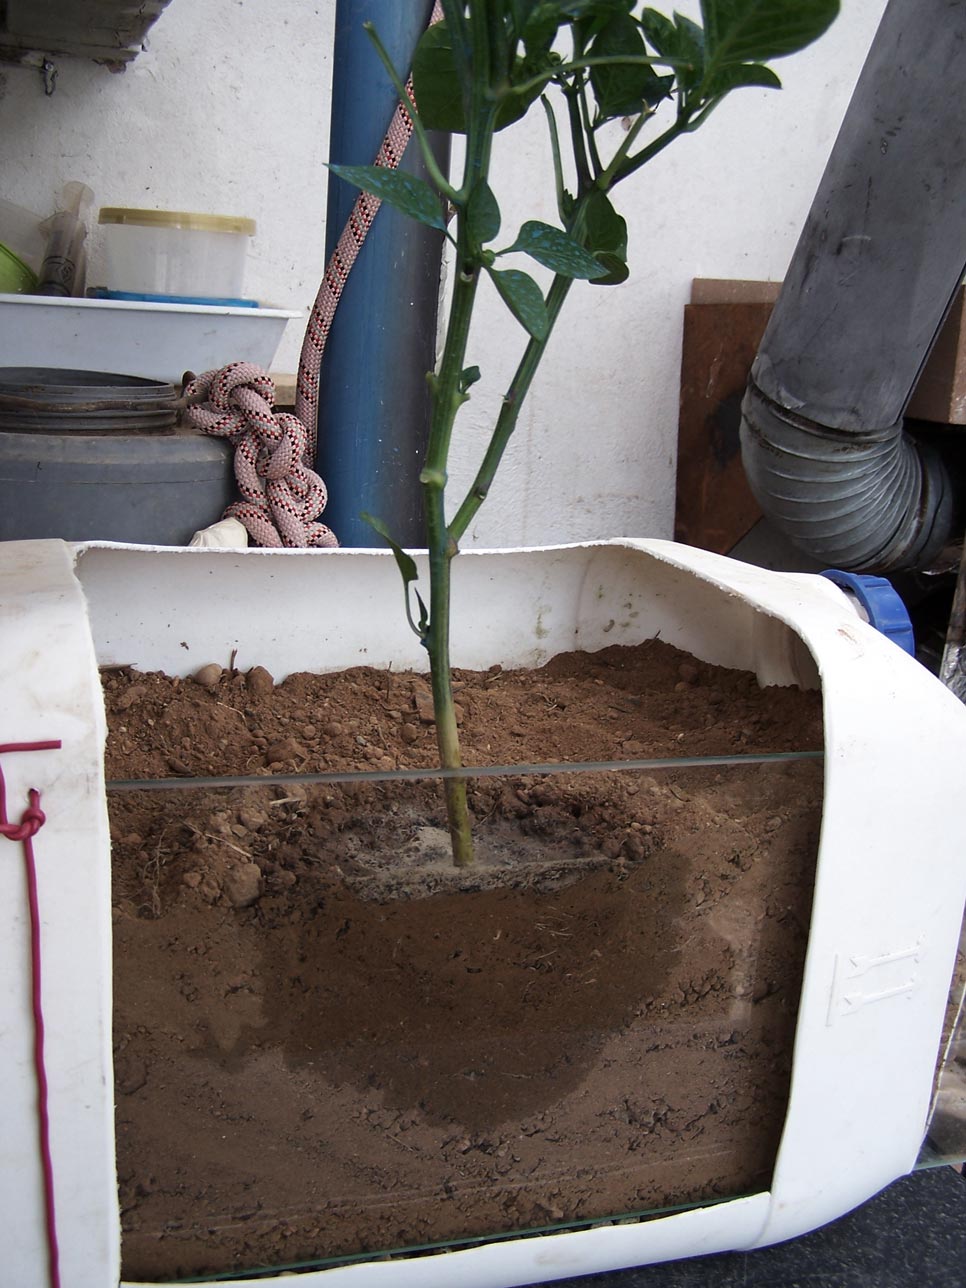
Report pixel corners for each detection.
[1,740,63,1288]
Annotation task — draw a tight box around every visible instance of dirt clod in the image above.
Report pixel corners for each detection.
[222,862,264,908]
[247,665,275,698]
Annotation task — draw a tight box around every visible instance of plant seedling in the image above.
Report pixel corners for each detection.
[331,0,839,866]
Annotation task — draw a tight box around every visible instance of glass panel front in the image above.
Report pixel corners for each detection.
[104,642,823,1281]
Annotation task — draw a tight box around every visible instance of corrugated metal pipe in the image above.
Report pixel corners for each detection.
[739,0,966,573]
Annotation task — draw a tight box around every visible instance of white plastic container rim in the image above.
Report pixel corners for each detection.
[98,208,256,236]
[0,292,298,386]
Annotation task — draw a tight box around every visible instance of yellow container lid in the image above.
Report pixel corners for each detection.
[98,208,256,236]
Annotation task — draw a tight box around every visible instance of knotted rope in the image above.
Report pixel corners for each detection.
[185,1,444,548]
[183,363,337,548]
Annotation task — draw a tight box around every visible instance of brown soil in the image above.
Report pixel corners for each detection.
[106,640,824,1282]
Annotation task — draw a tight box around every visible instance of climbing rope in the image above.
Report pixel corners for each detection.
[1,740,63,1288]
[183,363,336,548]
[185,1,444,548]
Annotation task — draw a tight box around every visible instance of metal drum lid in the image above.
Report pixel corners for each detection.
[0,367,179,433]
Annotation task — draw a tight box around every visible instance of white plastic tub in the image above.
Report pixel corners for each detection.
[3,537,966,1287]
[0,293,298,384]
[97,208,256,299]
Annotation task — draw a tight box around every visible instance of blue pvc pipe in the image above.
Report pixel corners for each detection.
[317,0,448,548]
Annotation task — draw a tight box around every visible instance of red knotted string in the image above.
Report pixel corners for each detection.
[1,740,63,1288]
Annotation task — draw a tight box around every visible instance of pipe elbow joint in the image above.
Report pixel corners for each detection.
[739,379,954,574]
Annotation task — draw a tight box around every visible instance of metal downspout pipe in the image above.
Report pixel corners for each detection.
[317,1,449,547]
[739,0,966,573]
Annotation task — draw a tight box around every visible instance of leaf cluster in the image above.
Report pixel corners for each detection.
[329,1,838,637]
[332,1,837,342]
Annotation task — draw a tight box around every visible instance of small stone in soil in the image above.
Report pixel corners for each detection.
[264,737,306,765]
[247,666,274,698]
[413,688,435,724]
[193,664,223,688]
[222,863,263,908]
[114,685,148,711]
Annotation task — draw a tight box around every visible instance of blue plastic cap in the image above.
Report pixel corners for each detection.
[820,570,916,655]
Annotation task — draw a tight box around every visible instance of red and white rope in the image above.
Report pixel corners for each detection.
[183,362,337,548]
[1,740,63,1288]
[186,1,444,548]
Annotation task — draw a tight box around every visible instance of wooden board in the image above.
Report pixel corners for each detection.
[674,299,771,554]
[675,280,966,557]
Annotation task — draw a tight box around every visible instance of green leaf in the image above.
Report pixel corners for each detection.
[497,62,555,130]
[569,0,635,48]
[584,190,627,257]
[413,588,429,637]
[706,61,783,95]
[362,512,418,585]
[639,7,676,52]
[327,164,445,231]
[488,267,550,340]
[460,365,482,392]
[522,1,566,55]
[466,180,501,246]
[589,12,671,120]
[700,0,839,67]
[583,190,629,286]
[511,0,546,28]
[640,10,705,92]
[589,252,630,286]
[412,22,466,132]
[412,20,552,135]
[361,513,426,638]
[503,219,608,280]
[672,14,707,91]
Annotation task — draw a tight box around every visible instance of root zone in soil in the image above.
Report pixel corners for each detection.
[105,639,824,1281]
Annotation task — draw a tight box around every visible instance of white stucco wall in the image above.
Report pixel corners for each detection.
[0,0,888,547]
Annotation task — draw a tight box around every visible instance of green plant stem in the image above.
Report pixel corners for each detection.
[540,96,569,224]
[362,23,457,201]
[424,490,474,867]
[579,79,603,178]
[440,0,471,87]
[512,54,680,100]
[449,271,574,543]
[423,256,479,867]
[433,113,693,867]
[600,107,651,184]
[421,81,497,867]
[450,164,607,543]
[486,0,510,86]
[607,111,693,186]
[564,82,593,190]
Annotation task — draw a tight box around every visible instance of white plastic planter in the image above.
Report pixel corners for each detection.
[3,537,966,1288]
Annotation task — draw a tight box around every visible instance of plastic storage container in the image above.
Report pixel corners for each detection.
[36,182,94,297]
[0,294,298,386]
[97,207,256,299]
